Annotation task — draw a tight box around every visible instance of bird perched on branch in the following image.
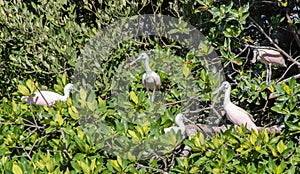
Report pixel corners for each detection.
[214,81,258,132]
[22,83,78,106]
[130,53,161,102]
[251,48,286,84]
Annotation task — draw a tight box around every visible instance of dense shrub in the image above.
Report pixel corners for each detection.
[1,0,300,173]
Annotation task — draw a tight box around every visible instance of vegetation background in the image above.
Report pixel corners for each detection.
[0,0,300,173]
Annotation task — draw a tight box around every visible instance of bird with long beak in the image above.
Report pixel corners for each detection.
[251,48,286,84]
[213,81,258,132]
[130,53,161,102]
[22,83,78,106]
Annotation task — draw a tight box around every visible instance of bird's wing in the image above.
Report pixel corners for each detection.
[225,103,257,130]
[258,49,286,66]
[142,73,147,88]
[148,71,161,87]
[33,91,62,106]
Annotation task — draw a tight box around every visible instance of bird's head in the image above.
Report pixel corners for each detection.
[137,53,149,60]
[130,53,149,66]
[64,83,79,93]
[222,81,231,91]
[175,113,190,124]
[251,49,259,64]
[213,81,231,95]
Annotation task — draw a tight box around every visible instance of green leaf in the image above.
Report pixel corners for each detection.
[62,73,67,86]
[128,130,139,140]
[109,160,121,172]
[130,91,138,105]
[250,133,257,145]
[78,160,90,174]
[117,156,123,170]
[90,158,96,172]
[56,112,63,126]
[87,102,96,111]
[283,83,291,95]
[13,164,23,174]
[277,140,287,154]
[26,79,35,93]
[98,96,106,108]
[18,85,30,96]
[168,131,177,145]
[183,64,190,77]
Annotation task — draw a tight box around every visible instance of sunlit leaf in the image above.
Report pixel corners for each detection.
[277,140,287,154]
[12,164,23,174]
[26,79,35,93]
[130,91,138,105]
[18,85,30,96]
[183,64,190,77]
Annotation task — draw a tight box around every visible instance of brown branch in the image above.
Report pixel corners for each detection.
[277,73,300,84]
[277,56,300,82]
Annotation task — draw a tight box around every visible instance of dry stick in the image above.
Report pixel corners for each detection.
[28,138,39,158]
[59,129,71,161]
[249,17,300,66]
[277,74,300,84]
[182,107,211,114]
[14,146,32,160]
[277,57,300,82]
[33,82,50,106]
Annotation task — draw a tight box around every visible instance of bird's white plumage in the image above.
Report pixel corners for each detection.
[164,113,186,136]
[142,71,161,91]
[216,81,258,132]
[22,83,78,106]
[131,53,161,102]
[224,102,257,132]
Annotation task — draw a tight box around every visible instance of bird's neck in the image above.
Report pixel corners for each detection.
[144,58,152,72]
[62,89,71,101]
[177,121,186,133]
[224,87,231,107]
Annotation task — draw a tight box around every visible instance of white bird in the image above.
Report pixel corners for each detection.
[22,83,78,106]
[251,48,286,84]
[164,113,187,136]
[130,53,161,102]
[214,81,258,132]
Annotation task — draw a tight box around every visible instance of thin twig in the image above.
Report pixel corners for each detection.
[277,57,299,82]
[277,73,300,84]
[249,17,300,66]
[59,129,71,161]
[33,82,50,106]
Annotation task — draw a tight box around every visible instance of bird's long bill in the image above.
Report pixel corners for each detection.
[213,83,225,95]
[73,87,79,92]
[130,55,143,66]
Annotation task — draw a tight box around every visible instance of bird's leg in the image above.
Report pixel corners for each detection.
[266,64,270,85]
[268,63,272,84]
[152,86,156,103]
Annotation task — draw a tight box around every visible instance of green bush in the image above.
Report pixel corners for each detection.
[1,0,300,173]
